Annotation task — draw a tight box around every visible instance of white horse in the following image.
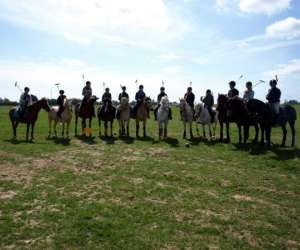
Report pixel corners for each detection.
[195,103,218,140]
[117,97,131,136]
[179,98,194,139]
[48,98,72,138]
[157,96,170,140]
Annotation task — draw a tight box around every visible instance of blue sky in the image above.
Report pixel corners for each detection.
[0,0,300,102]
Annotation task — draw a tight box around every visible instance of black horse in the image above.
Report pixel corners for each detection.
[247,99,297,147]
[217,94,259,143]
[98,101,116,137]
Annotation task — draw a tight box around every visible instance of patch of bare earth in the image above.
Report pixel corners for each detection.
[0,190,17,200]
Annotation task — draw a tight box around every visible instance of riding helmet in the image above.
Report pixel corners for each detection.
[229,81,236,87]
[59,90,65,94]
[270,79,277,85]
[24,87,30,91]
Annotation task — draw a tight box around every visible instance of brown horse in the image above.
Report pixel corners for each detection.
[135,97,151,137]
[9,98,51,141]
[75,96,98,137]
[98,101,116,137]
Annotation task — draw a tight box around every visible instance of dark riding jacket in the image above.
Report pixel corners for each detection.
[102,93,112,104]
[184,92,195,108]
[202,94,214,109]
[157,92,167,103]
[57,95,66,106]
[118,92,129,102]
[82,87,92,100]
[135,90,146,104]
[266,87,281,103]
[19,93,31,109]
[228,88,239,98]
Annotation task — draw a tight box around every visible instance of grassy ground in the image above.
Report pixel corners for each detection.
[0,105,299,249]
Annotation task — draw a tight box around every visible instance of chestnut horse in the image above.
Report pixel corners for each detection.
[9,98,51,141]
[75,96,98,137]
[135,97,151,138]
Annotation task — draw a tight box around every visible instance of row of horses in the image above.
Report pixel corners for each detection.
[8,95,297,147]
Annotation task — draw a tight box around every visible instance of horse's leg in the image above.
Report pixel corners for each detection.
[12,121,18,140]
[183,122,186,139]
[136,120,139,138]
[202,125,206,138]
[75,115,78,136]
[289,120,296,147]
[243,125,249,144]
[66,122,70,138]
[26,123,30,141]
[260,124,265,144]
[281,123,287,147]
[82,119,85,136]
[104,121,108,137]
[208,124,212,140]
[196,123,200,137]
[110,121,113,137]
[220,121,223,141]
[143,121,146,138]
[31,122,35,141]
[266,127,271,147]
[238,124,242,144]
[164,122,168,139]
[127,120,130,137]
[62,122,65,137]
[190,122,193,139]
[253,124,258,143]
[89,118,92,137]
[54,120,58,138]
[48,119,52,138]
[98,117,101,137]
[119,120,122,136]
[226,122,230,143]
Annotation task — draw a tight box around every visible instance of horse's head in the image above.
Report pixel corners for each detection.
[195,103,204,115]
[120,97,129,106]
[41,98,51,112]
[160,96,169,108]
[179,98,187,110]
[145,97,152,107]
[89,95,98,104]
[217,94,228,111]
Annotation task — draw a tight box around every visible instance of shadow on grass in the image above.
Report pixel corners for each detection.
[99,136,116,145]
[46,136,71,146]
[135,135,155,142]
[232,142,300,161]
[75,135,97,145]
[119,136,135,144]
[187,136,218,146]
[164,137,179,147]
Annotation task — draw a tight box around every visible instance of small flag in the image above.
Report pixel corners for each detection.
[15,82,17,87]
[162,80,165,86]
[190,81,192,86]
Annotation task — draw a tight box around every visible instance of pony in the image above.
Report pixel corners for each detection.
[9,98,51,141]
[247,99,297,147]
[117,97,131,137]
[194,103,218,140]
[226,97,259,144]
[48,98,73,138]
[98,100,116,137]
[75,96,98,137]
[135,97,151,138]
[157,96,170,140]
[179,98,194,139]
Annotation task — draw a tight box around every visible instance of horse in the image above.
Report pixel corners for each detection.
[75,96,98,137]
[48,98,73,138]
[9,98,51,141]
[179,98,194,139]
[194,103,218,140]
[247,99,297,147]
[135,97,151,138]
[117,97,131,137]
[157,96,170,140]
[226,97,259,144]
[98,101,116,137]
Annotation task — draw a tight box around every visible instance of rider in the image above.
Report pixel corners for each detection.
[117,86,129,119]
[228,81,239,98]
[118,86,129,102]
[102,88,112,112]
[184,87,195,110]
[57,90,66,119]
[154,86,172,120]
[266,79,281,115]
[80,81,93,116]
[133,85,149,118]
[201,89,215,122]
[243,81,254,102]
[19,87,32,118]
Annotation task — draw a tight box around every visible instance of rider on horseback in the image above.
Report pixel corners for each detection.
[228,81,239,98]
[102,88,112,112]
[154,87,172,120]
[80,81,94,117]
[201,89,215,122]
[184,87,195,110]
[133,85,149,118]
[19,87,32,118]
[243,81,254,102]
[57,90,66,119]
[266,79,281,126]
[117,86,129,119]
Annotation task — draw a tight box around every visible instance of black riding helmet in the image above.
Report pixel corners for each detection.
[86,81,91,86]
[229,81,236,87]
[246,81,252,87]
[139,85,144,89]
[160,86,165,91]
[24,87,30,92]
[122,86,126,90]
[270,79,277,86]
[187,87,192,91]
[105,88,110,92]
[59,90,65,95]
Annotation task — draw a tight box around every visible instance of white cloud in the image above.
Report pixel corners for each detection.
[216,0,291,15]
[265,59,300,77]
[266,17,300,40]
[0,0,189,47]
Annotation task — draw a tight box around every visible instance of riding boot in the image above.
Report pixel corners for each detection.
[116,110,121,119]
[169,108,172,120]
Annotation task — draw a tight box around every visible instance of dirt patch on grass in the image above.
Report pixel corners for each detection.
[233,194,270,205]
[0,190,17,200]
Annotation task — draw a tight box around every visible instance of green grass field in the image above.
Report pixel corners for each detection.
[0,105,299,249]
